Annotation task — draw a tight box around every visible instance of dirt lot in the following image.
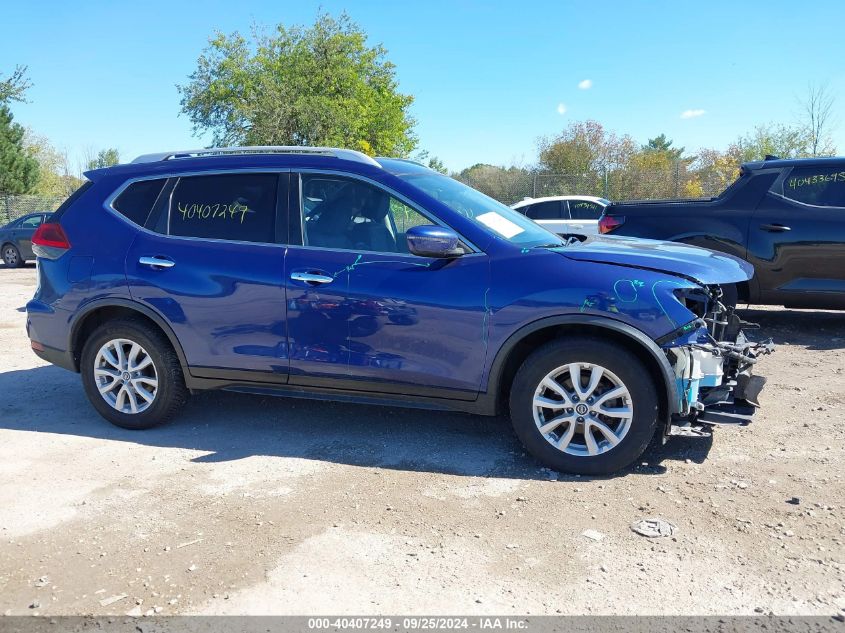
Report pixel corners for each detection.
[0,264,843,616]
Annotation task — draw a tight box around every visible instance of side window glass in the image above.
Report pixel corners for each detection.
[20,215,43,228]
[526,201,560,220]
[783,167,845,207]
[388,198,430,253]
[569,201,604,220]
[301,174,431,254]
[514,204,532,217]
[113,179,167,226]
[169,174,277,243]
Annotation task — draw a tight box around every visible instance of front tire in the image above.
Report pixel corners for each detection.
[81,318,188,429]
[2,244,23,268]
[509,337,659,475]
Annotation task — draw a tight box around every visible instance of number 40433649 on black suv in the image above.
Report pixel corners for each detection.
[27,147,773,474]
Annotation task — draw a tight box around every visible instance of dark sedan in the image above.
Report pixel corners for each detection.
[1,212,52,267]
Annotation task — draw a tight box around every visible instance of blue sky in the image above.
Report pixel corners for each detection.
[4,0,845,172]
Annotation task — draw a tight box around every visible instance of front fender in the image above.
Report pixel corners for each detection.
[484,313,681,417]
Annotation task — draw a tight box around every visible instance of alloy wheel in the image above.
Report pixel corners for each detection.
[3,246,18,266]
[531,362,634,457]
[93,338,159,414]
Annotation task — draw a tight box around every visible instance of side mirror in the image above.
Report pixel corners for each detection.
[406,225,465,258]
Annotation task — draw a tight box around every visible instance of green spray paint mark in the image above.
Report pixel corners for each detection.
[650,279,687,328]
[331,254,431,279]
[481,287,492,347]
[579,297,597,313]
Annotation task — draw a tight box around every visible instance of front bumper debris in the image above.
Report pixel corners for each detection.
[665,298,774,437]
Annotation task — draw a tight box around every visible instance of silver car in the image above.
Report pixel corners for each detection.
[510,195,609,238]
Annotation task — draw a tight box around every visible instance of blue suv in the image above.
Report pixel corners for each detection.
[27,147,772,474]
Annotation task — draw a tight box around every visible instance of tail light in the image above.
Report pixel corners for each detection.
[598,214,625,234]
[32,223,71,259]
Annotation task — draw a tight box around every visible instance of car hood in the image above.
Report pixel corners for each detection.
[557,235,754,285]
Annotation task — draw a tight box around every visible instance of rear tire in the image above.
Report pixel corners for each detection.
[2,244,23,268]
[81,318,188,429]
[509,337,659,475]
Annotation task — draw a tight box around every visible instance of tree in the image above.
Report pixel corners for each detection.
[732,123,812,162]
[0,65,32,105]
[179,13,417,157]
[798,83,836,157]
[413,150,448,174]
[23,130,82,197]
[0,106,39,194]
[454,163,532,204]
[538,120,636,175]
[85,147,120,170]
[643,133,685,161]
[688,148,742,197]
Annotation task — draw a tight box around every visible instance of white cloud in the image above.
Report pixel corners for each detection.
[556,103,567,115]
[680,108,706,119]
[578,79,593,90]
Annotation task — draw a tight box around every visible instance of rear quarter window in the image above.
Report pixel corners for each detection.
[113,179,168,226]
[524,201,561,220]
[783,167,845,207]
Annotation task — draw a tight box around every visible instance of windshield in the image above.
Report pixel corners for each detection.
[396,172,563,247]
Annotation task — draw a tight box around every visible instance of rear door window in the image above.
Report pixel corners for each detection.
[169,173,278,243]
[568,200,604,219]
[782,167,845,207]
[20,215,44,228]
[524,201,562,220]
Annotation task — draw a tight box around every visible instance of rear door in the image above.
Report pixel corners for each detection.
[16,214,46,258]
[122,171,291,379]
[521,200,568,235]
[748,165,845,308]
[284,171,490,398]
[566,199,604,236]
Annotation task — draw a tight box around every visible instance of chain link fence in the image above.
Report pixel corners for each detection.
[2,166,730,225]
[455,168,728,206]
[2,194,67,224]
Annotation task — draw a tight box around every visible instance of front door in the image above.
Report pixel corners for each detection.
[285,172,490,398]
[748,165,845,309]
[125,171,290,378]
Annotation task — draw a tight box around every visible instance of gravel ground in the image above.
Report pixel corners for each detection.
[0,264,843,616]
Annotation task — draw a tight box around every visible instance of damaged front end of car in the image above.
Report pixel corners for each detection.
[657,285,774,438]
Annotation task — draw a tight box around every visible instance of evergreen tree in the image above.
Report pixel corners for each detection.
[0,105,39,194]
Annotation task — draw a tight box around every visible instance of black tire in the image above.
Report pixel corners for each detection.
[80,318,188,430]
[2,243,23,268]
[720,283,738,310]
[509,337,659,475]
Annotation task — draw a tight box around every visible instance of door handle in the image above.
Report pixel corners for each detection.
[139,256,175,269]
[291,271,333,285]
[759,223,791,232]
[570,224,584,229]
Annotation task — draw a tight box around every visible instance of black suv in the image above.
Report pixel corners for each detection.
[600,157,845,310]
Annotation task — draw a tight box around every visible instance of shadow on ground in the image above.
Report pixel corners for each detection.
[0,262,36,270]
[0,364,711,481]
[4,306,838,479]
[738,307,845,351]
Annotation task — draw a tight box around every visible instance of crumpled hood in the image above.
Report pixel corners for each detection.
[558,235,754,285]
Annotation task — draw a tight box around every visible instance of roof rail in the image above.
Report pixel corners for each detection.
[131,146,381,167]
